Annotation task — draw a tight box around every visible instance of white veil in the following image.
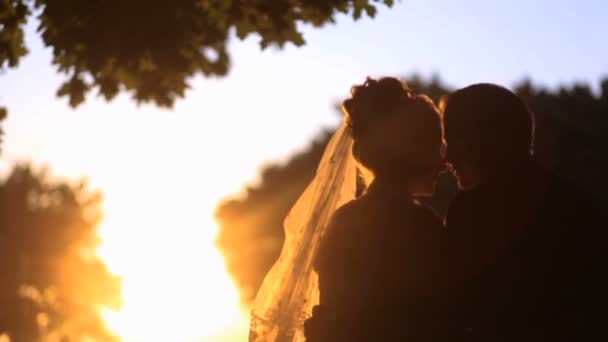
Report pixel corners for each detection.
[249,118,358,342]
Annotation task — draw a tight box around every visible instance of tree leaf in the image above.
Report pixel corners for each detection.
[2,0,395,109]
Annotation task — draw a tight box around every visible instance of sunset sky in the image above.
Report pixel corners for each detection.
[1,0,607,341]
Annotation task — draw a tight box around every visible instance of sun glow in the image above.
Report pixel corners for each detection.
[96,191,247,342]
[72,114,254,342]
[9,97,272,341]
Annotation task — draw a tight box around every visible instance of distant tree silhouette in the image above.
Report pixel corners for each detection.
[215,75,608,304]
[0,106,6,151]
[215,130,332,301]
[1,0,394,108]
[0,165,120,341]
[515,79,608,200]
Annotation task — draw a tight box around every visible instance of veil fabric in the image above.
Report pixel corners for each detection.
[249,118,358,342]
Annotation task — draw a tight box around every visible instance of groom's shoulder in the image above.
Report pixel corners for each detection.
[544,176,606,226]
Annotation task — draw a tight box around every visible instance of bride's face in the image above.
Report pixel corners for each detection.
[409,140,448,196]
[412,143,447,196]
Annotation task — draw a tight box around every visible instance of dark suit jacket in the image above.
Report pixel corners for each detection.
[444,163,606,341]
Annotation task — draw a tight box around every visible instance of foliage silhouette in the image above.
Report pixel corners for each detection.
[0,0,394,108]
[515,79,608,200]
[0,106,6,151]
[215,75,608,304]
[0,164,120,341]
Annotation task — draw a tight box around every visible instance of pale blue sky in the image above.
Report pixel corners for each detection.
[1,0,607,194]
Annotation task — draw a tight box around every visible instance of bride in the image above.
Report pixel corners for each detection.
[250,77,447,341]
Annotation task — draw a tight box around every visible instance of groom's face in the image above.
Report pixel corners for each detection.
[442,103,482,191]
[451,161,479,191]
[446,148,481,191]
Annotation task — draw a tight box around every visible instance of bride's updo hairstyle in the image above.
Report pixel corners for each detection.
[343,77,443,185]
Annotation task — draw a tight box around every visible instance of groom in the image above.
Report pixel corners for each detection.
[441,84,606,341]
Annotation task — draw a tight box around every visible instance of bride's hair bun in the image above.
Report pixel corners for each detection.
[343,77,413,141]
[342,76,443,182]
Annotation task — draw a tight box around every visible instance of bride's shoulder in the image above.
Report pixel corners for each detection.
[323,200,364,236]
[315,200,363,270]
[328,195,377,227]
[333,198,365,218]
[322,198,370,239]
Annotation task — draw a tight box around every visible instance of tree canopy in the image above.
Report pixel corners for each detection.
[0,165,120,341]
[0,106,6,150]
[1,0,394,108]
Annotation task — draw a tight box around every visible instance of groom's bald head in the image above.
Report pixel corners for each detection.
[443,83,534,184]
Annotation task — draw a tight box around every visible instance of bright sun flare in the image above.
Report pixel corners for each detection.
[29,112,257,342]
[94,172,248,342]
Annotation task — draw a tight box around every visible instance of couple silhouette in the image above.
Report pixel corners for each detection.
[302,77,606,341]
